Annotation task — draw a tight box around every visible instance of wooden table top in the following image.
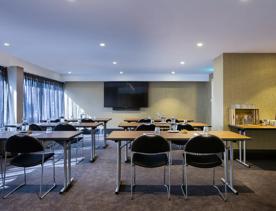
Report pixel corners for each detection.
[107,130,250,142]
[0,131,82,141]
[38,122,103,128]
[118,122,209,129]
[229,124,276,130]
[67,118,112,123]
[123,118,193,123]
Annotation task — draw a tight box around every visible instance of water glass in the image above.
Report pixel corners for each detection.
[203,126,209,135]
[46,127,52,133]
[0,127,5,133]
[171,118,175,124]
[155,127,161,135]
[171,124,177,131]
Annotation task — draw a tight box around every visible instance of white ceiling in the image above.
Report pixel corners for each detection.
[0,0,276,80]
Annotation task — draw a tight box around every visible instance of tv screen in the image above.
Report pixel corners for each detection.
[104,82,149,109]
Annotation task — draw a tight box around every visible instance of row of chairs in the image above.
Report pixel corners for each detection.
[130,124,227,201]
[1,123,85,199]
[138,118,182,123]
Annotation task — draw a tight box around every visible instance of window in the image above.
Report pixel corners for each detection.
[23,73,64,123]
[0,66,8,127]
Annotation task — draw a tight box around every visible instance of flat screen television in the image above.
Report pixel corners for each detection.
[104,82,149,110]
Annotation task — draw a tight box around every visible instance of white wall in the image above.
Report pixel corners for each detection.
[64,81,211,128]
[0,51,62,81]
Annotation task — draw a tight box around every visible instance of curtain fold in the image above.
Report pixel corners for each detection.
[0,66,8,127]
[23,73,64,123]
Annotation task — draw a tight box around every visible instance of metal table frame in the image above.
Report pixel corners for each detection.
[110,134,248,195]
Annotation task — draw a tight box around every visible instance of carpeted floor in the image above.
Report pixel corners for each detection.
[1,136,276,211]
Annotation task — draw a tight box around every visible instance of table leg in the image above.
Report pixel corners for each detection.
[103,122,108,148]
[221,141,238,194]
[115,141,122,194]
[124,141,130,163]
[90,128,97,162]
[236,130,250,168]
[60,141,74,193]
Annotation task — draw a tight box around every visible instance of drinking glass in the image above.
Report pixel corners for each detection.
[46,127,52,133]
[203,126,209,135]
[154,127,161,135]
[171,118,176,124]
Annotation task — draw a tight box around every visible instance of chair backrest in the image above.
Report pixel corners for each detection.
[81,118,95,123]
[29,124,43,131]
[51,118,60,123]
[131,135,169,154]
[177,124,194,131]
[136,124,156,131]
[54,123,77,131]
[6,135,44,153]
[185,135,225,154]
[137,118,151,123]
[166,118,180,123]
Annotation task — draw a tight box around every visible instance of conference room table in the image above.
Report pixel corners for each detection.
[107,130,251,194]
[38,122,103,162]
[124,118,193,123]
[67,118,112,148]
[0,130,82,193]
[119,121,210,131]
[229,124,276,167]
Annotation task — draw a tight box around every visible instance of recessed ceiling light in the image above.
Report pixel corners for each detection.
[171,71,176,75]
[68,71,72,74]
[99,43,106,47]
[196,42,204,47]
[67,0,76,2]
[119,71,124,75]
[3,42,11,47]
[180,61,185,65]
[112,61,118,65]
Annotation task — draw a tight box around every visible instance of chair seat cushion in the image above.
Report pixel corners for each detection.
[185,154,222,168]
[133,153,168,168]
[10,153,54,167]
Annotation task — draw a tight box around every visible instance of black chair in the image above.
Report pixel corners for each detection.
[29,124,43,131]
[54,124,84,164]
[135,124,155,131]
[166,118,180,123]
[50,118,60,123]
[182,135,227,201]
[131,135,171,199]
[81,118,94,135]
[177,124,194,131]
[29,124,56,150]
[2,135,56,199]
[137,118,151,123]
[170,124,194,148]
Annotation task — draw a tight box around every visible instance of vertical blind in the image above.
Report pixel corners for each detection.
[23,73,64,123]
[0,66,8,127]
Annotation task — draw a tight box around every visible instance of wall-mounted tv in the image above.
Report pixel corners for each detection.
[104,82,149,110]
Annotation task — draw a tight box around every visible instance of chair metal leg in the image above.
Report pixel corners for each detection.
[212,167,227,201]
[38,157,56,199]
[3,161,27,199]
[130,154,134,200]
[1,156,3,186]
[181,153,188,199]
[168,152,171,200]
[163,166,166,185]
[133,165,136,186]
